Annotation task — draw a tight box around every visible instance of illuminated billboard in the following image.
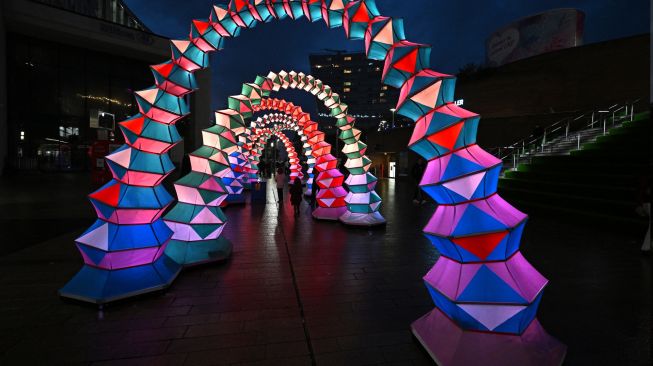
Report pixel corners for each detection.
[486,9,585,67]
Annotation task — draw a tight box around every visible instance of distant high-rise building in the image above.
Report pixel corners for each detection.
[308,52,408,132]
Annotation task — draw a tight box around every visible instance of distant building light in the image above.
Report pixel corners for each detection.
[382,86,388,90]
[379,92,385,97]
[455,99,464,106]
[344,56,352,61]
[20,131,25,141]
[343,69,352,74]
[343,88,351,92]
[344,81,352,86]
[315,65,322,68]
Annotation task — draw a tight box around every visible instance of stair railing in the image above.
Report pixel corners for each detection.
[489,99,641,173]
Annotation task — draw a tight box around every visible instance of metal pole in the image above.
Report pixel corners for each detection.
[630,103,634,121]
[565,120,569,139]
[603,117,606,135]
[591,112,595,128]
[513,153,516,171]
[577,134,580,150]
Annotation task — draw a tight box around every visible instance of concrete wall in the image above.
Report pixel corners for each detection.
[454,34,650,147]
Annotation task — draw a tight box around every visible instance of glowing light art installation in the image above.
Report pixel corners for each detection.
[247,102,347,221]
[253,98,348,220]
[59,85,189,303]
[162,108,239,266]
[63,2,564,364]
[252,127,304,182]
[251,113,309,183]
[241,70,384,225]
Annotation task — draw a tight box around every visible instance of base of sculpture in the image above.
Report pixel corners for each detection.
[165,237,233,266]
[339,210,386,226]
[312,206,347,221]
[225,193,246,205]
[59,254,181,305]
[411,308,566,366]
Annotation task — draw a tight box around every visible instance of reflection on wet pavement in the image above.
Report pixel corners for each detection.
[0,172,649,365]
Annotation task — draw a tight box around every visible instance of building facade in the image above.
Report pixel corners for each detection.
[0,0,211,176]
[308,52,410,133]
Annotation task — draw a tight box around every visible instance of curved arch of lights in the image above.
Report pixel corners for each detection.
[254,127,304,181]
[245,101,348,220]
[228,71,385,226]
[60,2,564,364]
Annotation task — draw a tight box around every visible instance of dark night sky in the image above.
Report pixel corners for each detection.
[123,0,649,116]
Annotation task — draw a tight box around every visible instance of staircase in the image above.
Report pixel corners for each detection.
[498,111,651,229]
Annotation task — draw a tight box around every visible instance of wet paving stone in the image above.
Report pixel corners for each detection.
[0,173,650,365]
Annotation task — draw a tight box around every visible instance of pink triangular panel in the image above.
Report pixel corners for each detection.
[76,223,109,251]
[442,171,485,200]
[190,208,224,224]
[458,304,526,331]
[411,81,442,109]
[374,21,394,45]
[107,147,132,167]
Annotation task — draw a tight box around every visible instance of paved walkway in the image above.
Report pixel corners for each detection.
[0,173,650,365]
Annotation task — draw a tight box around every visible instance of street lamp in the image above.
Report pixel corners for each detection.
[389,108,396,128]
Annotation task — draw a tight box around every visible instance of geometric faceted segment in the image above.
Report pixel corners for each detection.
[60,84,187,304]
[163,113,236,266]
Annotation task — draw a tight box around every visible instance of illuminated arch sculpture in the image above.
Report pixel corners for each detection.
[247,102,349,220]
[250,113,315,191]
[254,127,304,181]
[243,71,385,226]
[248,98,348,220]
[61,2,565,364]
[251,113,309,181]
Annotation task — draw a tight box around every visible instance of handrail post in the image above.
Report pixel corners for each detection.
[591,112,595,128]
[624,104,629,119]
[603,117,606,135]
[577,133,580,150]
[565,120,569,139]
[630,103,634,121]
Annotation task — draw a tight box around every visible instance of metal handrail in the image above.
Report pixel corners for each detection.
[488,99,642,171]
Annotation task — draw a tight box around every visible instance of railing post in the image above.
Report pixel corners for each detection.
[565,120,569,139]
[624,104,629,119]
[603,117,606,135]
[591,112,595,128]
[577,133,580,150]
[630,103,634,121]
[513,153,516,171]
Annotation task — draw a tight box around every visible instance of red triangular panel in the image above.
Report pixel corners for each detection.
[393,49,418,73]
[452,231,508,260]
[120,116,146,134]
[427,122,463,151]
[89,183,121,207]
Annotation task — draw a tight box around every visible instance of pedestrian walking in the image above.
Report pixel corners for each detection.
[310,180,318,209]
[411,158,426,204]
[275,167,286,206]
[290,178,303,216]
